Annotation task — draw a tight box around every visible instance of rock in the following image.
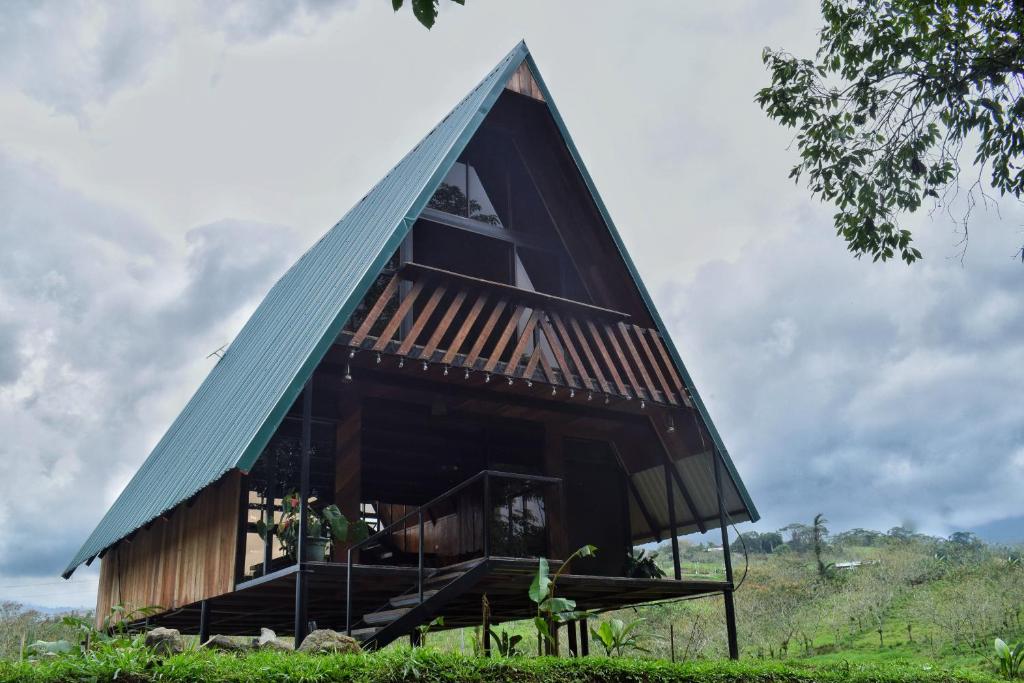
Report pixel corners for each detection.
[260,637,295,652]
[255,627,294,652]
[202,634,249,652]
[297,629,362,654]
[145,627,184,655]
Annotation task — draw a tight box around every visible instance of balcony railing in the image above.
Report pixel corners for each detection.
[341,262,691,407]
[345,470,562,635]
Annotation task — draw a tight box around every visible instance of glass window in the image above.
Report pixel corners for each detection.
[468,166,503,226]
[428,162,468,216]
[427,161,504,228]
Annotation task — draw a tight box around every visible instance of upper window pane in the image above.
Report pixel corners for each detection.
[468,166,502,227]
[428,162,468,216]
[427,161,504,228]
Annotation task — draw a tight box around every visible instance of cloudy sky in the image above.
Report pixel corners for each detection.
[1,1,1021,608]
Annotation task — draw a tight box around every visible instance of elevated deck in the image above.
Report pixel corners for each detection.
[146,557,727,637]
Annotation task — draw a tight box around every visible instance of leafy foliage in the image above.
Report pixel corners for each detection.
[0,647,1007,682]
[590,618,649,657]
[392,0,466,30]
[994,638,1024,679]
[255,491,369,559]
[528,545,598,655]
[757,0,1024,263]
[626,549,667,579]
[488,628,525,657]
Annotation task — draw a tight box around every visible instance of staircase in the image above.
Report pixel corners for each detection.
[349,558,490,649]
[344,470,561,650]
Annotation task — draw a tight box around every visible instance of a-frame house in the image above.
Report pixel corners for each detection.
[64,42,758,656]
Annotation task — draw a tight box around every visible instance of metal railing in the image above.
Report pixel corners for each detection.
[345,469,562,635]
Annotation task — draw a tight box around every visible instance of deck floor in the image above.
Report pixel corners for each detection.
[149,558,727,636]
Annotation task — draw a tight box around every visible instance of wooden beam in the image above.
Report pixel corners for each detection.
[608,441,661,543]
[648,415,707,534]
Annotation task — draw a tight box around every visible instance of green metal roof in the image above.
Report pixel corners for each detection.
[64,41,757,579]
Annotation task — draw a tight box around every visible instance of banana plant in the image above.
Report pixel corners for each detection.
[529,544,597,655]
[487,628,524,657]
[995,638,1024,680]
[590,618,649,657]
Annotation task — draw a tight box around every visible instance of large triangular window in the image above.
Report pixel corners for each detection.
[428,161,503,227]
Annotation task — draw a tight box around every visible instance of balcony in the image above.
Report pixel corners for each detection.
[339,263,692,407]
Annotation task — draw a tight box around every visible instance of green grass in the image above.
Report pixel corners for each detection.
[0,649,1005,683]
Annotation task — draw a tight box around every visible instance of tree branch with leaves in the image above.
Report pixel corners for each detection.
[758,0,1024,263]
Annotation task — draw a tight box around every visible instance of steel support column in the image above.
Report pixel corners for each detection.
[664,462,682,580]
[294,377,313,645]
[199,600,210,644]
[714,451,739,659]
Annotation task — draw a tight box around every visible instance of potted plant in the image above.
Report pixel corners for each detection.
[256,491,370,561]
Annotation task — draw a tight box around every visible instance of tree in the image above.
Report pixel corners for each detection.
[812,513,833,579]
[757,0,1024,264]
[392,0,465,29]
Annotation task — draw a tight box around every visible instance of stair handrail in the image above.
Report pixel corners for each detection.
[346,469,562,636]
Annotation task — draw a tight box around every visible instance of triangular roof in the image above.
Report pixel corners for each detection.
[64,41,757,578]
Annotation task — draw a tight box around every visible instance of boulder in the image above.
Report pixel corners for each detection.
[203,635,249,652]
[145,627,184,655]
[297,629,362,654]
[256,628,294,652]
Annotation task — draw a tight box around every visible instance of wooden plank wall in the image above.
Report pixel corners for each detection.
[505,62,544,101]
[95,471,241,626]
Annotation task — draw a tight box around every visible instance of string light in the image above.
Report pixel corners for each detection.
[666,416,676,433]
[587,392,593,402]
[485,373,492,383]
[398,358,405,369]
[342,362,352,383]
[569,389,575,399]
[464,368,471,380]
[375,352,382,365]
[422,361,428,371]
[507,377,514,385]
[640,399,646,409]
[443,365,449,376]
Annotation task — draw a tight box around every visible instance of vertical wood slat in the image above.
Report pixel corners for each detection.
[567,316,611,394]
[601,322,644,400]
[418,289,467,360]
[521,342,544,381]
[504,309,542,377]
[537,317,578,388]
[645,328,691,407]
[630,324,679,406]
[464,298,508,369]
[95,473,241,627]
[586,320,629,397]
[350,274,400,346]
[371,280,425,352]
[482,305,525,373]
[550,312,596,393]
[441,291,490,365]
[396,284,448,356]
[615,322,660,402]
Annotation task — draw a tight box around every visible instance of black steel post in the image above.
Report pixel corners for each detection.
[294,378,313,645]
[199,600,210,644]
[664,462,682,580]
[482,472,491,558]
[714,452,739,660]
[579,618,589,656]
[418,510,425,604]
[263,452,276,575]
[567,619,578,657]
[345,548,353,636]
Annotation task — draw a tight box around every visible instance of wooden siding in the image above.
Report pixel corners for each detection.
[505,62,544,101]
[95,472,241,626]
